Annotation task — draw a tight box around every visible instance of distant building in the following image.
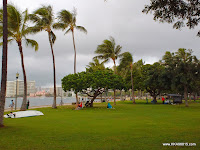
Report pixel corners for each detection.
[6,80,36,97]
[6,81,15,97]
[49,87,75,97]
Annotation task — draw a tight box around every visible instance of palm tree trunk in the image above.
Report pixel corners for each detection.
[71,30,79,107]
[113,60,116,105]
[184,85,188,107]
[113,59,116,74]
[189,93,192,103]
[18,41,27,111]
[48,32,57,109]
[130,64,135,104]
[114,89,116,105]
[72,30,76,74]
[0,0,8,127]
[120,90,122,101]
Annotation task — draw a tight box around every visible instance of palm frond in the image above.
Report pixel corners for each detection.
[72,15,77,25]
[109,36,115,48]
[0,39,14,46]
[34,7,48,17]
[21,9,29,35]
[76,26,87,34]
[25,38,39,51]
[53,22,66,30]
[33,5,54,26]
[115,45,122,56]
[0,23,14,38]
[102,58,109,64]
[7,4,22,32]
[25,26,42,34]
[0,9,3,23]
[64,28,71,35]
[57,10,72,23]
[28,14,41,23]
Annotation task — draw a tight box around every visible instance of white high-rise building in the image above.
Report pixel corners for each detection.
[6,80,36,97]
[6,81,15,97]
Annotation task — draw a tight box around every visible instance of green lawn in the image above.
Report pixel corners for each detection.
[1,100,200,150]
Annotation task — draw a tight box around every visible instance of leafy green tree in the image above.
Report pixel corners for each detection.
[94,36,122,105]
[118,52,135,103]
[143,0,200,36]
[86,58,105,72]
[132,59,145,91]
[142,63,168,102]
[29,5,57,108]
[62,69,124,107]
[162,48,199,106]
[0,5,38,111]
[0,0,8,127]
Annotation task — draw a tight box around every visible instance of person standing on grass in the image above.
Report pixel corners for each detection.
[162,96,165,104]
[146,97,148,104]
[26,100,30,109]
[9,100,14,111]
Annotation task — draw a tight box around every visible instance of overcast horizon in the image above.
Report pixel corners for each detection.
[0,0,200,87]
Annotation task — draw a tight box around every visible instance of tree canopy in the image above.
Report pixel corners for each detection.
[143,0,200,36]
[62,69,124,107]
[141,62,168,101]
[161,48,200,106]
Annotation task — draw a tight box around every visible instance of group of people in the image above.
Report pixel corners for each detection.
[161,96,170,104]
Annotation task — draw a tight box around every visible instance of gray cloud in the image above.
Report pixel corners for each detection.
[0,0,199,87]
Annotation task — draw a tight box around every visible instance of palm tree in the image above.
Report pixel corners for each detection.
[86,58,105,72]
[118,52,135,104]
[29,5,57,108]
[95,36,122,105]
[0,5,38,111]
[0,0,8,127]
[53,9,87,106]
[53,9,87,74]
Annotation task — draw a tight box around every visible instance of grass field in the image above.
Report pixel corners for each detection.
[0,100,200,150]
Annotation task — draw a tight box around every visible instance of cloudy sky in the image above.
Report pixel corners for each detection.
[0,0,200,87]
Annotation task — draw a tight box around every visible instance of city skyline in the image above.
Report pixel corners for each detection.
[5,79,72,97]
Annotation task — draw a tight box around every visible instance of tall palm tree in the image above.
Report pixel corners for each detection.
[29,5,57,108]
[95,36,122,105]
[0,5,39,111]
[53,9,87,74]
[95,36,121,74]
[118,52,135,104]
[0,0,8,127]
[53,9,87,106]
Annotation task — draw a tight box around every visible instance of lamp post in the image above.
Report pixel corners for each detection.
[15,72,19,110]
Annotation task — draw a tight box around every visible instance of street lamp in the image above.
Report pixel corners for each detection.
[15,72,19,110]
